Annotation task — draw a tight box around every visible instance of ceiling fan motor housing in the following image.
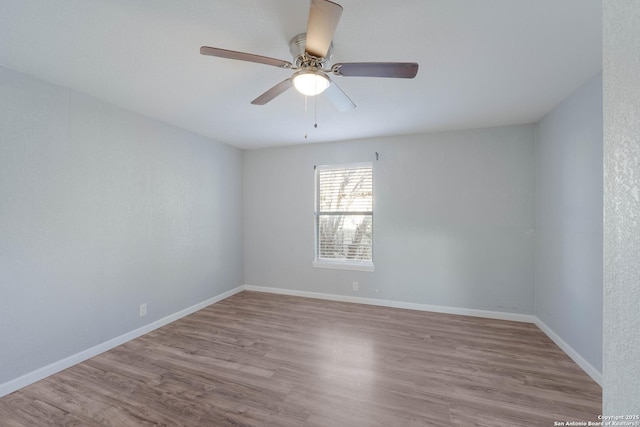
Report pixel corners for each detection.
[289,33,333,69]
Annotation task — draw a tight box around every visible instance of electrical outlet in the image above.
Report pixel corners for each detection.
[352,282,359,291]
[139,303,147,317]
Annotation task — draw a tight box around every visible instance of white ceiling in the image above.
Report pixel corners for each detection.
[0,0,602,150]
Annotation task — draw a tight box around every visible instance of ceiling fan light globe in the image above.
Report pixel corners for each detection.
[292,71,330,96]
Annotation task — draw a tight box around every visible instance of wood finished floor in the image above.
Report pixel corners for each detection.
[0,291,601,426]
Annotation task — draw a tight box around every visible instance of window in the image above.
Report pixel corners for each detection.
[314,163,374,271]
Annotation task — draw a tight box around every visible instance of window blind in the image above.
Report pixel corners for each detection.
[315,164,373,263]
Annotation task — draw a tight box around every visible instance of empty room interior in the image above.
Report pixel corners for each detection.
[1,0,639,425]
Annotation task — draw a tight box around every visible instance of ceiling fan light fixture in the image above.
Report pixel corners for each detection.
[292,70,330,96]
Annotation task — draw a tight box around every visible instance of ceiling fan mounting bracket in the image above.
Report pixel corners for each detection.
[330,63,343,76]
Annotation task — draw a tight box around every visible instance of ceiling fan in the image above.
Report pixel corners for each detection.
[200,0,418,112]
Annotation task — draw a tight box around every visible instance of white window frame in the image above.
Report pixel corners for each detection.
[313,162,375,272]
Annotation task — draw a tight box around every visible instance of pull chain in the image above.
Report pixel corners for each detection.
[304,95,308,139]
[303,92,319,139]
[314,92,318,129]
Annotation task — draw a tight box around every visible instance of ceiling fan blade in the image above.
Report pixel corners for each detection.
[332,62,419,78]
[324,80,356,112]
[200,46,292,69]
[251,79,293,105]
[305,0,343,58]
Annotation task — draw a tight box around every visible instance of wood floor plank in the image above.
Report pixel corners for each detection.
[0,291,601,426]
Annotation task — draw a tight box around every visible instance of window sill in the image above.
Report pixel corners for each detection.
[312,260,375,272]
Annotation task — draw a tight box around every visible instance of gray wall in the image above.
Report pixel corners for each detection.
[0,66,243,384]
[244,126,536,314]
[603,1,640,414]
[535,73,603,374]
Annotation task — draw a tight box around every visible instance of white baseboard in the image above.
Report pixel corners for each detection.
[2,284,601,398]
[242,284,602,386]
[242,285,536,323]
[534,318,603,386]
[0,286,244,398]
